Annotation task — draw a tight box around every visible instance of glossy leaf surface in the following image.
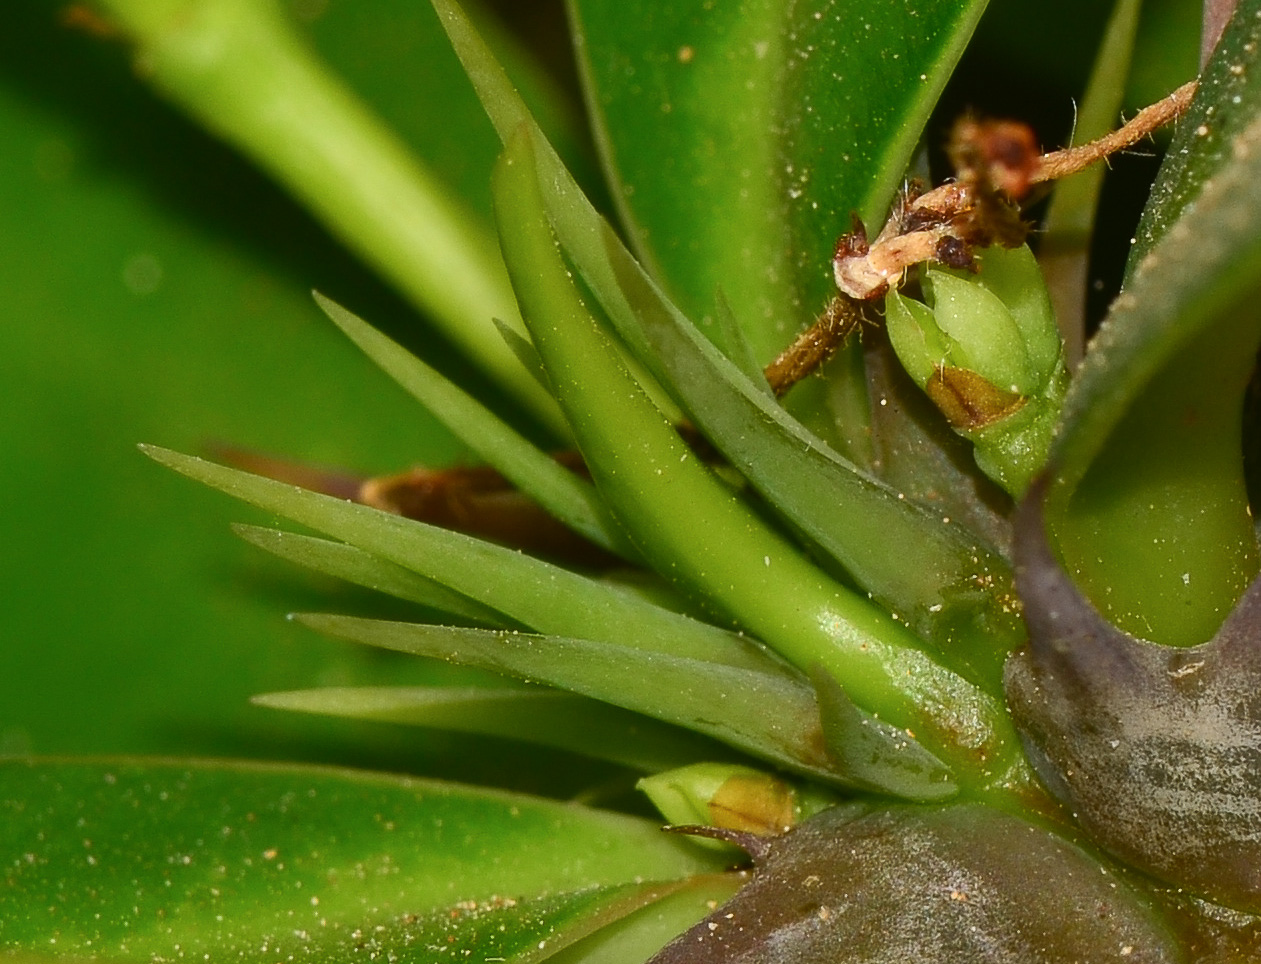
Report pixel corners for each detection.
[1047,1,1261,645]
[567,0,989,360]
[0,760,723,960]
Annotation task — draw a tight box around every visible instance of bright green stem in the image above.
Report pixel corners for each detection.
[492,130,1020,784]
[94,0,566,436]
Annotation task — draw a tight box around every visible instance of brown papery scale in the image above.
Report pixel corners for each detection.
[1005,476,1261,913]
[648,803,1178,963]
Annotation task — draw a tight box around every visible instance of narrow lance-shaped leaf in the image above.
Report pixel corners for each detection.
[141,445,793,677]
[255,685,738,774]
[233,524,507,625]
[296,615,954,798]
[313,293,634,558]
[492,127,1020,787]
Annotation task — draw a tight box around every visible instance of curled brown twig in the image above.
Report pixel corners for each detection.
[765,80,1199,397]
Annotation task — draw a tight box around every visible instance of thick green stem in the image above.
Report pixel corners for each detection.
[493,129,1022,786]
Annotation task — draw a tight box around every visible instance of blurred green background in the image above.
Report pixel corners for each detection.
[0,0,532,775]
[0,0,1197,776]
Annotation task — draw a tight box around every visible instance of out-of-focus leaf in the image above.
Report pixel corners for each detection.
[1048,2,1261,645]
[0,4,488,762]
[254,685,740,773]
[566,0,990,361]
[1,0,598,767]
[0,760,723,960]
[93,0,571,433]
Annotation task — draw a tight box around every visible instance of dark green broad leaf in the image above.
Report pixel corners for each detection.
[1044,0,1261,646]
[566,0,990,361]
[0,760,725,961]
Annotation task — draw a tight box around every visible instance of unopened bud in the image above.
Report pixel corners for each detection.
[637,763,834,845]
[885,244,1067,496]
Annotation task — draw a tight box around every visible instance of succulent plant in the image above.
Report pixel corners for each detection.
[6,0,1261,960]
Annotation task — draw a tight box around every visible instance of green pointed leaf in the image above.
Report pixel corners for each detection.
[233,524,507,625]
[313,292,632,556]
[0,760,723,960]
[567,0,990,360]
[142,445,786,675]
[296,616,842,784]
[254,685,737,774]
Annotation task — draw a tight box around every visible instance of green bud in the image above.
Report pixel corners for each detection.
[637,763,835,844]
[884,244,1067,497]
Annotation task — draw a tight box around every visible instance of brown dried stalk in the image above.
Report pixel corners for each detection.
[766,80,1199,397]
